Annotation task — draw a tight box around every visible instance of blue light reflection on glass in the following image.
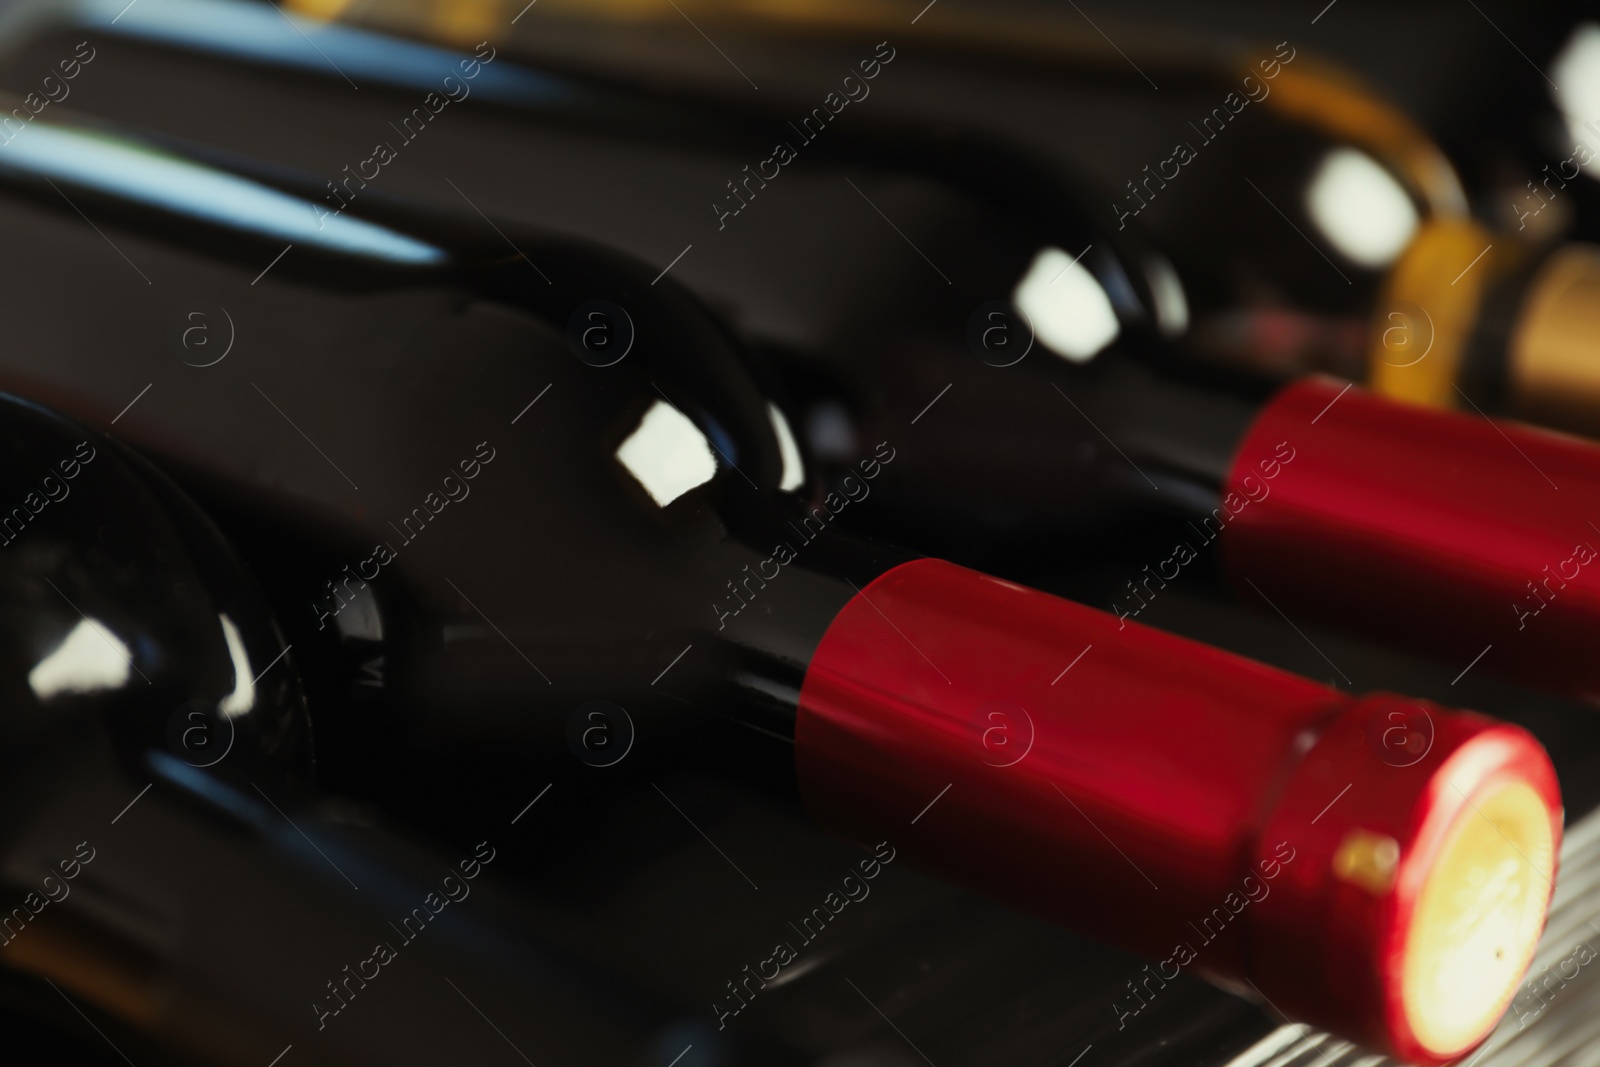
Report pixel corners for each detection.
[0,122,446,265]
[78,0,576,106]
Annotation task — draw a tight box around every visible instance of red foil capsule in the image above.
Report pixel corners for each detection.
[1222,375,1600,702]
[796,559,1560,1064]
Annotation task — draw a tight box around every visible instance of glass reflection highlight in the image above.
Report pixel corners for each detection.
[0,122,446,264]
[217,614,255,717]
[1012,246,1121,363]
[616,400,718,507]
[1553,24,1600,178]
[28,617,131,699]
[1306,148,1419,269]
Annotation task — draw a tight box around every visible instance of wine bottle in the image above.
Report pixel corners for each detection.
[37,1,1600,708]
[71,0,1600,437]
[0,393,749,1066]
[450,0,1600,436]
[0,100,1562,1060]
[1387,9,1600,436]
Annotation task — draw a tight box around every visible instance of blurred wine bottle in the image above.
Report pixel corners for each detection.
[0,392,758,1067]
[100,0,1600,436]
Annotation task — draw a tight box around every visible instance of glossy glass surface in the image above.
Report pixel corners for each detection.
[0,1,1272,567]
[0,371,780,1067]
[0,104,908,767]
[0,392,308,777]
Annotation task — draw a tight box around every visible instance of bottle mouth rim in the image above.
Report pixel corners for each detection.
[1246,701,1562,1066]
[1362,718,1563,1065]
[1394,771,1557,1060]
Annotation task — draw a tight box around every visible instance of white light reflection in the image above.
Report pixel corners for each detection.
[1306,148,1419,269]
[1145,255,1190,337]
[767,403,805,492]
[29,618,131,700]
[1553,24,1600,178]
[217,614,254,717]
[1011,246,1121,363]
[616,400,718,507]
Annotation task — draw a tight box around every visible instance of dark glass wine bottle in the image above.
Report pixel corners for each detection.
[0,91,1561,1062]
[439,0,1600,435]
[0,392,750,1066]
[57,0,1600,439]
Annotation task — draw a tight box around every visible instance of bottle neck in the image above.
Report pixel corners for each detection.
[1075,353,1265,512]
[702,524,915,743]
[800,335,1263,566]
[698,355,1258,742]
[688,350,1256,740]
